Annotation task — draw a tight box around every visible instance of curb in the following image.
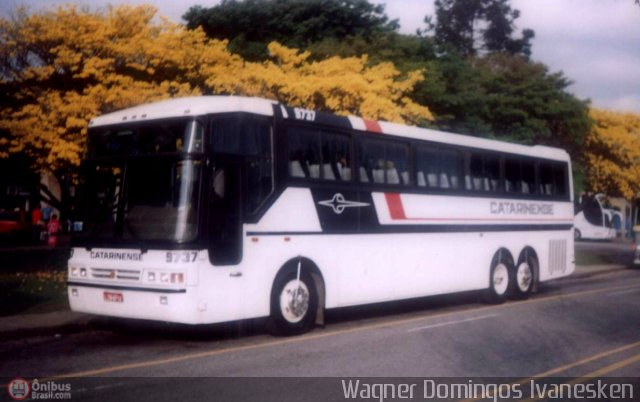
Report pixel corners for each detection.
[0,312,93,342]
[567,264,628,280]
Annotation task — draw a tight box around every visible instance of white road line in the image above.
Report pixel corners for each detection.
[609,288,640,297]
[406,313,500,333]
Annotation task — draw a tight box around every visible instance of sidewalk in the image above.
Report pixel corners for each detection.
[568,264,626,279]
[0,264,632,341]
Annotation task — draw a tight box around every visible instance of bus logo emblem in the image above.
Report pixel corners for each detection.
[318,193,370,215]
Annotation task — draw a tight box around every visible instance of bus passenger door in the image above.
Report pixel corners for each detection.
[208,162,243,266]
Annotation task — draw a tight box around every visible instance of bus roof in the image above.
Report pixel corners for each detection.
[89,96,277,127]
[89,96,570,161]
[371,120,570,161]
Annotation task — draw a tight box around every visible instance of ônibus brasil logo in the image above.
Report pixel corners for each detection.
[7,378,30,400]
[7,378,71,400]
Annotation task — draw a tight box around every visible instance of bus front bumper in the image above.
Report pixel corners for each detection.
[67,282,204,325]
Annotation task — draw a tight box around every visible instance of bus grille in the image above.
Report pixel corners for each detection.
[91,268,141,281]
[548,239,567,275]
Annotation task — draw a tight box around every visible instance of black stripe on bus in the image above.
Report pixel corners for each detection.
[67,281,187,294]
[246,223,574,236]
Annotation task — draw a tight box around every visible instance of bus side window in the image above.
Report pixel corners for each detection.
[246,122,273,213]
[358,138,410,186]
[505,158,537,195]
[358,140,384,184]
[553,163,568,197]
[386,143,411,186]
[211,118,242,154]
[416,147,462,190]
[210,117,274,214]
[468,154,484,191]
[505,158,521,194]
[321,132,351,182]
[467,153,501,193]
[539,163,554,196]
[441,149,462,189]
[416,147,439,188]
[288,127,320,179]
[485,155,501,192]
[521,160,536,195]
[288,127,351,181]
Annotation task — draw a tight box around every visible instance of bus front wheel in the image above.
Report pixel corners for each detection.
[269,270,318,336]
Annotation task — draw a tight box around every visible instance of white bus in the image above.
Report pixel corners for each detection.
[574,193,615,241]
[68,96,575,335]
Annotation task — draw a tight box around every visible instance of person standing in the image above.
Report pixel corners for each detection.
[41,204,53,223]
[31,206,43,243]
[47,213,61,247]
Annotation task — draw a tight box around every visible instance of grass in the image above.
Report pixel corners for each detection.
[0,269,69,316]
[0,245,70,316]
[574,252,609,266]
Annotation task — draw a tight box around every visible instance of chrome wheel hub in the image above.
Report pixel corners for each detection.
[280,280,310,323]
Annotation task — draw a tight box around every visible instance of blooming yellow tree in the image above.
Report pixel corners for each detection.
[231,42,432,124]
[0,4,432,177]
[585,109,640,199]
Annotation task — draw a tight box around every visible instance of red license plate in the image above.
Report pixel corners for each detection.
[104,291,123,303]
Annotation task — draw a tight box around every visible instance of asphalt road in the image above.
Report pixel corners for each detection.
[1,265,640,401]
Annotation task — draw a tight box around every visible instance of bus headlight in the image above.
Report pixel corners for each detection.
[69,267,87,278]
[171,273,184,284]
[147,271,185,284]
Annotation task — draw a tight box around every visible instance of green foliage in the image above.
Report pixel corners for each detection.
[308,31,437,70]
[415,52,492,136]
[184,0,591,160]
[426,0,534,57]
[415,53,590,156]
[475,54,590,154]
[183,0,399,61]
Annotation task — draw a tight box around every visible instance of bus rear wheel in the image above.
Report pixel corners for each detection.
[269,271,317,336]
[511,257,535,300]
[486,253,513,304]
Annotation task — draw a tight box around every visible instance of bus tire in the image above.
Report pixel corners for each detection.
[486,252,513,304]
[269,270,318,336]
[511,254,536,300]
[574,229,581,240]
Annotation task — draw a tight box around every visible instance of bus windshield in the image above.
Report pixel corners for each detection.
[75,119,204,246]
[87,119,203,158]
[75,159,201,245]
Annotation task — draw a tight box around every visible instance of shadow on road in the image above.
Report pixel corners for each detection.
[86,290,487,342]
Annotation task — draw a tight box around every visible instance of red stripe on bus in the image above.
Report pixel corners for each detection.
[364,119,383,133]
[385,193,407,220]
